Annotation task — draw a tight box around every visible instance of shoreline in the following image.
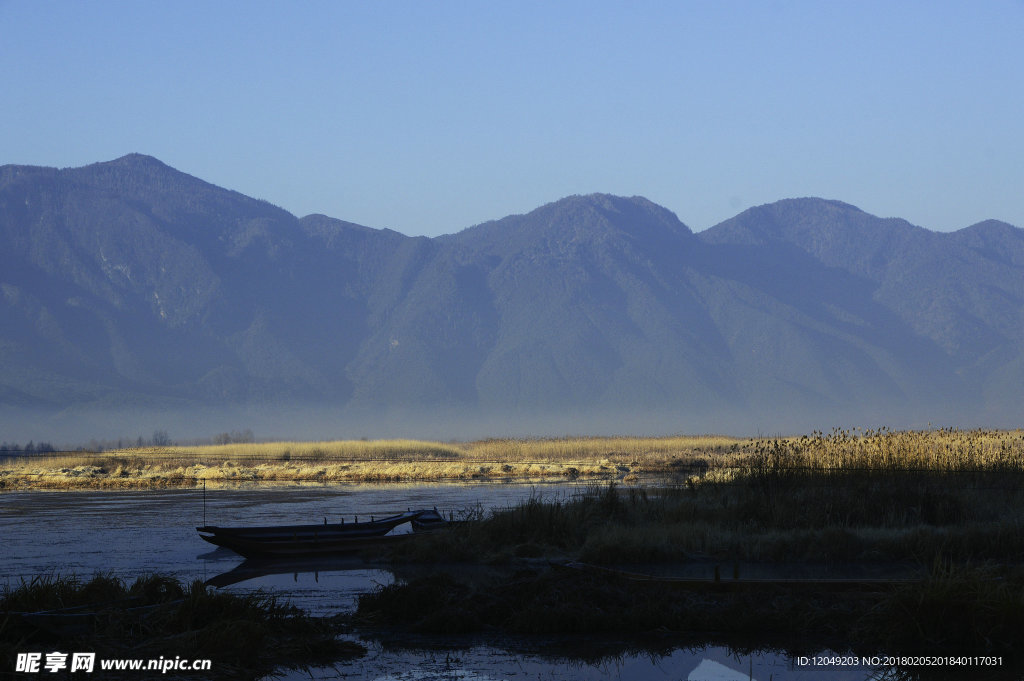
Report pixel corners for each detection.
[5,427,1023,491]
[8,434,1024,679]
[0,434,741,491]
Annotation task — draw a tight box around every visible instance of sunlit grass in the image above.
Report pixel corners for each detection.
[0,434,745,489]
[3,428,1024,490]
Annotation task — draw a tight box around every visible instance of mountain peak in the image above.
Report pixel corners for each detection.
[697,197,940,284]
[71,154,196,188]
[91,153,172,172]
[545,193,686,224]
[716,197,869,234]
[951,219,1024,266]
[701,197,924,247]
[450,193,692,254]
[958,219,1020,236]
[112,152,165,164]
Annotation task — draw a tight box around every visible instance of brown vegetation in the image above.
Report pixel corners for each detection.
[0,435,741,489]
[355,429,1024,670]
[3,427,1023,492]
[1,574,362,678]
[354,562,1024,678]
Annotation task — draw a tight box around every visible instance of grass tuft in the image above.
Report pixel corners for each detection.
[0,573,363,677]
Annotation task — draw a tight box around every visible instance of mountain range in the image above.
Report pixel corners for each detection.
[2,154,1022,439]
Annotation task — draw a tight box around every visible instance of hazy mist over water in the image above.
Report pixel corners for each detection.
[0,400,991,449]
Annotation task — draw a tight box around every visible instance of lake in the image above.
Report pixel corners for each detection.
[1,483,881,680]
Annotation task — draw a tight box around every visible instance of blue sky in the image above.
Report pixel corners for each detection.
[2,1,1022,236]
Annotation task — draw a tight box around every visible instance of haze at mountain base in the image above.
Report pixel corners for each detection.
[2,155,1021,441]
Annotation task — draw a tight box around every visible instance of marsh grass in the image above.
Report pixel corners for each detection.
[365,439,1024,665]
[4,427,1024,495]
[859,562,1024,654]
[386,429,1024,565]
[0,434,743,489]
[0,573,362,677]
[355,561,1024,670]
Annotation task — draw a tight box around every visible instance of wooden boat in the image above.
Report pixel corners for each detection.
[410,507,475,533]
[198,510,423,540]
[410,507,451,532]
[197,531,414,559]
[196,510,423,558]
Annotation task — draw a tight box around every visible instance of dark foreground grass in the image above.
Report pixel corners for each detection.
[367,470,1024,680]
[392,466,1024,565]
[355,563,1024,680]
[357,562,1024,650]
[1,574,362,679]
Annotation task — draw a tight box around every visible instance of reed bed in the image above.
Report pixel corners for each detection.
[0,434,744,489]
[399,480,1024,565]
[369,464,1024,662]
[748,427,1024,473]
[3,427,1024,491]
[389,428,1024,565]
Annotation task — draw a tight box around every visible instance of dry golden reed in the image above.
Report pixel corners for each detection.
[2,427,1022,490]
[0,435,740,489]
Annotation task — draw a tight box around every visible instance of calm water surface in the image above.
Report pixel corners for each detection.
[1,483,880,680]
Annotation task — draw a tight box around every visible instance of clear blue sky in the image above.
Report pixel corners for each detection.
[2,1,1022,236]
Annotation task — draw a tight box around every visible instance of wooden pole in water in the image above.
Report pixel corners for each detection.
[203,479,207,526]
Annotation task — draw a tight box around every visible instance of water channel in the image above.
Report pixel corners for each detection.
[2,483,889,680]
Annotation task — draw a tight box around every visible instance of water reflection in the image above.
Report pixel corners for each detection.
[202,555,396,615]
[205,555,384,588]
[263,643,877,680]
[0,484,931,681]
[1,481,575,582]
[201,556,884,681]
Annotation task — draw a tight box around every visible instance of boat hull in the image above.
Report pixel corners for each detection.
[198,531,412,559]
[197,510,421,540]
[196,510,423,559]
